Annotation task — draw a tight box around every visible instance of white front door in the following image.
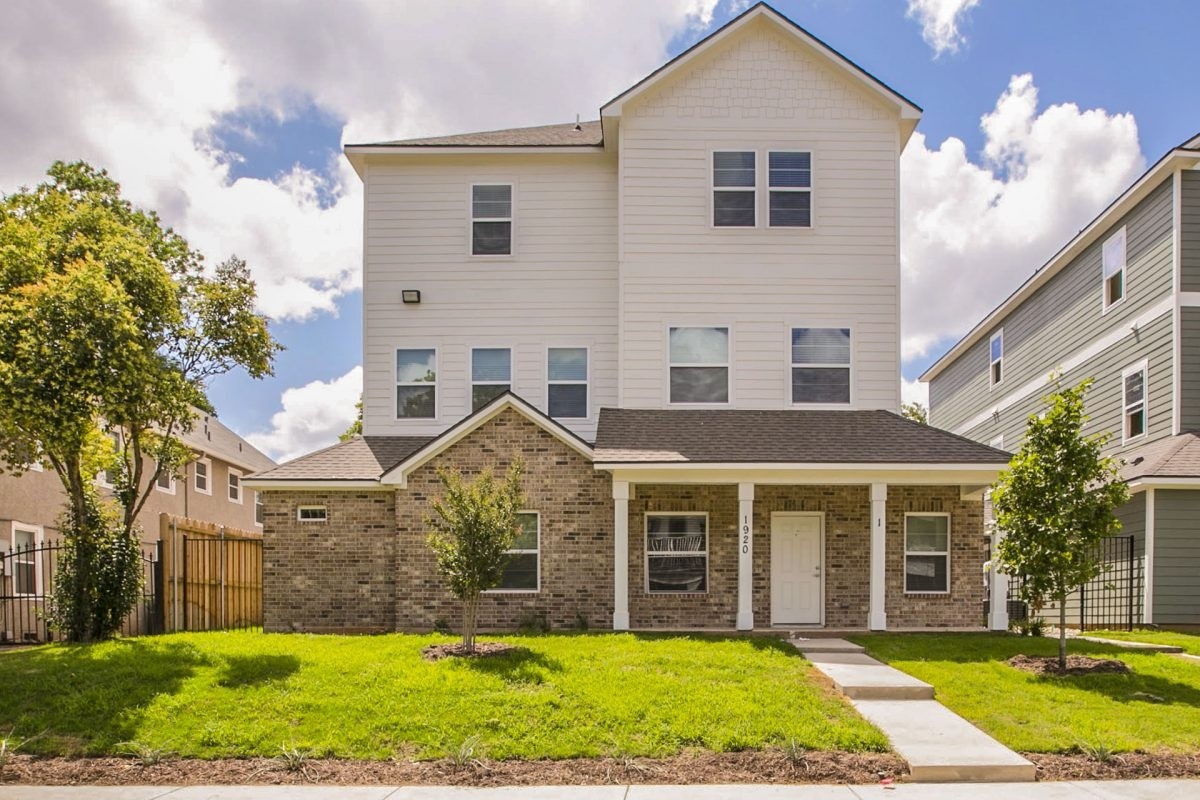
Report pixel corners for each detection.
[771,513,823,624]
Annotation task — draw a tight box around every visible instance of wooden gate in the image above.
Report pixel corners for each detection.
[159,515,262,632]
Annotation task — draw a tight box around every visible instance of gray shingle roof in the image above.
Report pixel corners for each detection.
[594,409,1011,464]
[1120,432,1200,481]
[249,436,432,481]
[357,120,603,148]
[180,412,275,473]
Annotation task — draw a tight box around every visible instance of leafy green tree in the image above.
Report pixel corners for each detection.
[991,378,1130,671]
[0,161,281,640]
[340,396,363,441]
[901,401,928,425]
[426,462,525,652]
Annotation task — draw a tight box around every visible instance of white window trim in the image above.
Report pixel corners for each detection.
[154,466,176,495]
[468,181,516,258]
[254,491,264,527]
[546,345,590,420]
[296,504,327,523]
[666,324,733,407]
[988,329,1004,389]
[710,149,757,229]
[194,458,212,495]
[486,510,540,594]
[9,523,44,597]
[1101,225,1128,314]
[394,346,439,422]
[786,325,854,408]
[767,149,814,230]
[644,512,710,595]
[227,467,243,505]
[1122,360,1149,444]
[471,346,513,411]
[903,512,951,595]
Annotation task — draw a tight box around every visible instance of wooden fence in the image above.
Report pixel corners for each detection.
[159,514,263,633]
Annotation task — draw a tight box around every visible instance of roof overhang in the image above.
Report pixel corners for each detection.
[242,479,386,491]
[598,462,1005,486]
[343,145,607,180]
[1127,476,1200,492]
[922,146,1200,383]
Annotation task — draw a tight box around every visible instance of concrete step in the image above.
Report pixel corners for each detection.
[802,651,934,700]
[852,699,1037,783]
[791,637,865,654]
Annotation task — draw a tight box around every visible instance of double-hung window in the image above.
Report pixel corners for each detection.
[547,347,588,418]
[1123,362,1147,441]
[228,468,242,504]
[712,151,756,227]
[471,184,512,255]
[12,526,40,596]
[471,347,511,411]
[904,514,950,594]
[646,514,707,593]
[669,327,729,404]
[769,151,812,227]
[254,492,264,526]
[1102,227,1126,310]
[791,328,851,404]
[989,330,1003,387]
[194,459,211,494]
[155,466,175,494]
[396,348,437,419]
[494,512,539,591]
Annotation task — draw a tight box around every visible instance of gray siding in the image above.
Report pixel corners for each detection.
[1182,170,1200,292]
[1182,307,1200,431]
[1153,489,1200,625]
[1116,492,1146,559]
[930,178,1175,439]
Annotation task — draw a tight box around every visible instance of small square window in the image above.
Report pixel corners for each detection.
[155,467,174,494]
[297,505,327,523]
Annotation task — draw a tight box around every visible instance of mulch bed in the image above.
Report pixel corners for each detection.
[421,641,518,661]
[0,751,905,786]
[1008,654,1131,676]
[1028,751,1200,781]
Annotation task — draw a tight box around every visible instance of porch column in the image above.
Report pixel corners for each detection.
[869,482,887,630]
[988,502,1010,631]
[613,480,631,631]
[737,482,754,631]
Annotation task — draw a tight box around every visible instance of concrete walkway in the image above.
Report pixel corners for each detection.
[2,781,1197,798]
[793,638,1035,783]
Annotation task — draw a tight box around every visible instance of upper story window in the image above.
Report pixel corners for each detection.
[791,328,850,404]
[905,514,950,594]
[471,184,512,255]
[1102,227,1127,310]
[154,466,175,494]
[228,468,242,504]
[1123,362,1147,442]
[491,511,539,592]
[712,151,756,227]
[769,151,812,228]
[255,492,264,527]
[547,347,588,419]
[396,348,437,419]
[194,458,211,495]
[669,327,729,404]
[989,330,1004,387]
[471,347,511,411]
[646,513,708,593]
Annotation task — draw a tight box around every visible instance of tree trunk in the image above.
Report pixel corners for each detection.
[1058,594,1068,672]
[462,595,478,653]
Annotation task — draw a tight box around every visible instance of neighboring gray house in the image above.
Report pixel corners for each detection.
[922,133,1200,628]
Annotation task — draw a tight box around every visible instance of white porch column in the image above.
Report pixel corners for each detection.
[869,483,887,631]
[988,499,1010,630]
[613,480,631,631]
[737,482,755,631]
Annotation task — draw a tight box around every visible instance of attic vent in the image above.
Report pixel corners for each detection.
[574,113,581,132]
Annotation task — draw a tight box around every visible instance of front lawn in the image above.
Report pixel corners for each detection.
[1087,629,1200,656]
[850,633,1200,753]
[0,631,886,759]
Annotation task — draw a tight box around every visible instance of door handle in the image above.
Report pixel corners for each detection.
[813,566,822,576]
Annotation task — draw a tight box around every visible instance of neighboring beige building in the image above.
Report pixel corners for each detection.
[1,412,275,555]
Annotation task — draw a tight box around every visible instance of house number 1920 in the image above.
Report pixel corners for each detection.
[741,515,750,554]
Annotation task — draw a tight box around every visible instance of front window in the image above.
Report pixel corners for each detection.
[471,347,511,411]
[547,347,588,418]
[1103,227,1126,309]
[1123,364,1147,441]
[396,348,437,419]
[712,151,756,227]
[905,514,949,593]
[12,527,39,596]
[494,512,539,591]
[228,469,242,504]
[669,327,729,404]
[471,184,512,255]
[194,459,210,494]
[769,151,812,227]
[646,514,708,593]
[791,328,850,404]
[989,330,1003,387]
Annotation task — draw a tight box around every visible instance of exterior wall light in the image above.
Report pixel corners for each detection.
[402,290,421,304]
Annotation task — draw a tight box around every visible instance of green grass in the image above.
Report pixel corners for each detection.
[1087,629,1200,656]
[849,633,1200,754]
[0,631,886,760]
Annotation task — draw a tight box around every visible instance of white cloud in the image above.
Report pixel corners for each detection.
[906,0,980,56]
[902,377,929,409]
[901,73,1143,362]
[247,367,363,463]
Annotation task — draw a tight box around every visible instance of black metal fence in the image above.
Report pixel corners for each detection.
[1006,534,1143,630]
[179,534,262,631]
[0,540,163,644]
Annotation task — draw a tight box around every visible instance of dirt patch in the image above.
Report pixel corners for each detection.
[0,751,906,786]
[1008,654,1130,676]
[1028,751,1200,781]
[421,641,518,661]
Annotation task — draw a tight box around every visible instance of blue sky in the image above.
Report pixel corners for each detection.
[5,0,1198,461]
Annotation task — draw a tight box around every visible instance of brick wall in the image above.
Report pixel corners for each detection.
[262,490,396,633]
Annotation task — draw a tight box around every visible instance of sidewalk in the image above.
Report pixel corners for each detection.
[2,783,1198,799]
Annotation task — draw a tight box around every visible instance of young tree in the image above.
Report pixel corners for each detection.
[991,378,1130,671]
[901,401,928,425]
[340,396,363,441]
[0,161,281,641]
[426,462,525,653]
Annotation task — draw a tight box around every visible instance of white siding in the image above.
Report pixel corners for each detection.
[617,17,902,410]
[361,153,618,440]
